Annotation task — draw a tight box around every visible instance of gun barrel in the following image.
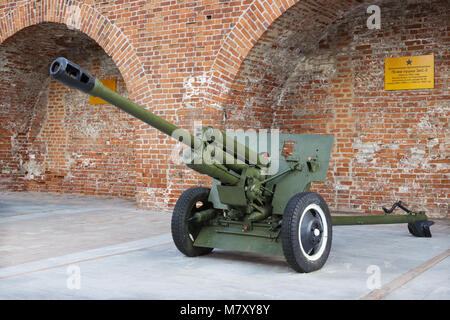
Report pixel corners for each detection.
[203,127,269,167]
[50,57,197,148]
[49,57,252,185]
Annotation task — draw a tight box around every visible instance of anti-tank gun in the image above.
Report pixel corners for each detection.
[50,57,433,273]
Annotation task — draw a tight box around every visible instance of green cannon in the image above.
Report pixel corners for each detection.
[49,57,433,273]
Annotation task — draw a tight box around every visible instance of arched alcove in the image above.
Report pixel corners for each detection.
[0,23,136,198]
[219,0,449,216]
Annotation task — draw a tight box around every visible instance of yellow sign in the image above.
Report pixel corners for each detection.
[385,55,434,90]
[89,79,117,104]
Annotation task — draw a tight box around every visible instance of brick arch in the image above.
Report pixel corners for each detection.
[0,0,151,103]
[206,0,375,107]
[205,0,298,106]
[209,0,449,219]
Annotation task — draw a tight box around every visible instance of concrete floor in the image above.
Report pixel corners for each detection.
[0,191,449,300]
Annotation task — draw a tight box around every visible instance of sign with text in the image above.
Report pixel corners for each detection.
[385,55,434,90]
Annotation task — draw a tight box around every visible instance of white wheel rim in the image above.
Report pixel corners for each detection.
[298,203,328,261]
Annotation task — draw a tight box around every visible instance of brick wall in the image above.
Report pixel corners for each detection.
[0,0,448,217]
[225,0,449,216]
[0,23,136,197]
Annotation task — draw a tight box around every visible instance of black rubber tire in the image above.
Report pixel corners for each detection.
[171,187,214,257]
[281,192,332,273]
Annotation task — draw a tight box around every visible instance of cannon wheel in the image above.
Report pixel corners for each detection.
[171,187,214,257]
[281,192,332,273]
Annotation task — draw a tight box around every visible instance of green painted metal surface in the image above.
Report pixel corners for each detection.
[91,80,184,140]
[265,134,334,214]
[194,224,284,256]
[332,213,428,226]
